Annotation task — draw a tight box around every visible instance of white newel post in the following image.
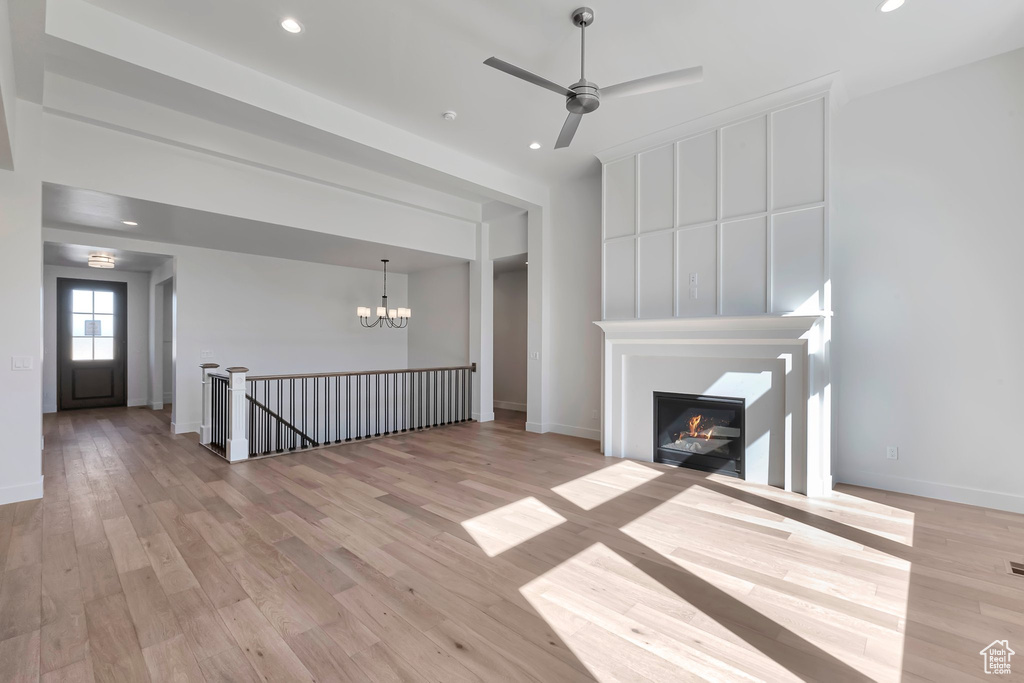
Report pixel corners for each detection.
[199,363,220,445]
[226,367,249,462]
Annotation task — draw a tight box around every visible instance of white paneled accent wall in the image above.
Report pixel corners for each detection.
[601,95,829,320]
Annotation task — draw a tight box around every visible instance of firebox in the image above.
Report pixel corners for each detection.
[653,392,745,478]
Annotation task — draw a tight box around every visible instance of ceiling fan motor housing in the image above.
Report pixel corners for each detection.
[567,80,600,114]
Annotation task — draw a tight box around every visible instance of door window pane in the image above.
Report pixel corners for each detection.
[92,315,115,337]
[94,291,114,314]
[72,290,93,313]
[72,314,94,337]
[72,338,93,360]
[93,338,114,360]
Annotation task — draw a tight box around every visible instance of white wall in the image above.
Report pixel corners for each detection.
[44,227,409,435]
[601,95,828,320]
[42,265,152,412]
[546,170,603,440]
[407,263,470,369]
[489,211,528,260]
[0,101,42,505]
[493,268,527,411]
[833,47,1024,513]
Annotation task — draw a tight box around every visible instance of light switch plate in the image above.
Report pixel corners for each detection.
[11,356,32,371]
[529,352,540,360]
[886,446,899,460]
[200,350,214,359]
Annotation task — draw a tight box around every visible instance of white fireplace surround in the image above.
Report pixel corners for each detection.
[595,315,832,496]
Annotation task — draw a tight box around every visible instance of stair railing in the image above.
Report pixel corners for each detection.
[201,363,476,461]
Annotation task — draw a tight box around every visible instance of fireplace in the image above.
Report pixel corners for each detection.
[653,392,745,478]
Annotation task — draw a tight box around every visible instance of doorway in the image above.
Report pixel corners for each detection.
[57,278,128,410]
[492,253,528,428]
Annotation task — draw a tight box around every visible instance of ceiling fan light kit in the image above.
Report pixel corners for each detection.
[484,7,703,149]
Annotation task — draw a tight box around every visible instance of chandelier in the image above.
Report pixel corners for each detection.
[358,259,411,329]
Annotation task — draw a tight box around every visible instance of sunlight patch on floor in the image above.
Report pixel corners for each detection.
[520,542,798,682]
[461,496,566,557]
[616,486,910,682]
[552,460,664,510]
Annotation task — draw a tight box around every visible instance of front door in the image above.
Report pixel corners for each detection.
[57,278,128,410]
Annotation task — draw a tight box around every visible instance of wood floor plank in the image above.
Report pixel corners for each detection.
[83,592,151,683]
[142,634,205,683]
[119,566,180,648]
[218,598,315,682]
[0,563,42,640]
[196,647,261,683]
[0,629,41,682]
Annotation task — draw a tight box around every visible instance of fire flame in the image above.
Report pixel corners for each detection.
[679,415,715,442]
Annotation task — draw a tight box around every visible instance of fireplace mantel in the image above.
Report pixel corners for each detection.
[594,314,832,496]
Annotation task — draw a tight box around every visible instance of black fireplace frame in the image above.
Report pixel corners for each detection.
[652,391,746,479]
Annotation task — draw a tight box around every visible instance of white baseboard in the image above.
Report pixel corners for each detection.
[523,421,599,441]
[472,411,495,423]
[163,393,172,403]
[128,397,149,408]
[150,402,164,411]
[494,401,527,412]
[546,422,600,441]
[837,470,1024,514]
[43,403,56,414]
[0,476,44,505]
[172,421,200,435]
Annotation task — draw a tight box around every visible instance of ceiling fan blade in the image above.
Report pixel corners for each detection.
[555,112,583,149]
[484,57,574,98]
[602,65,703,100]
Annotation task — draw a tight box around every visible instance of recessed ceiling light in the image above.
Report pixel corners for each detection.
[281,18,303,33]
[878,0,905,12]
[121,220,138,226]
[529,142,541,150]
[442,111,457,121]
[88,254,115,269]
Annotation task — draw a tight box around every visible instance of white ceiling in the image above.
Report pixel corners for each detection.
[77,0,1024,184]
[43,241,170,273]
[43,184,469,273]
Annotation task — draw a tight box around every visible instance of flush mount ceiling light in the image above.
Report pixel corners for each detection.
[529,142,542,150]
[442,111,457,121]
[357,259,411,329]
[878,0,905,12]
[88,254,115,269]
[281,17,303,33]
[121,220,138,226]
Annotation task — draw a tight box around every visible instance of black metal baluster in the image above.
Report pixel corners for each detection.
[393,372,398,434]
[383,372,389,436]
[375,373,381,437]
[402,372,407,432]
[365,373,371,438]
[356,376,364,440]
[469,366,473,422]
[346,376,352,442]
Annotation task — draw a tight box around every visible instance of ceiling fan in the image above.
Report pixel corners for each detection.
[484,7,703,149]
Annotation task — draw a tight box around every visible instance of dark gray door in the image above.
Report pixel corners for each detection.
[57,278,128,410]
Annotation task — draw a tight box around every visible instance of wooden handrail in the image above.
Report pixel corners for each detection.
[244,362,476,382]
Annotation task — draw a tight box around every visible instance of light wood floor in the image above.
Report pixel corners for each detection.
[1,407,1021,682]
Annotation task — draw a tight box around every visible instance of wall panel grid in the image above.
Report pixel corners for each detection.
[602,94,829,320]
